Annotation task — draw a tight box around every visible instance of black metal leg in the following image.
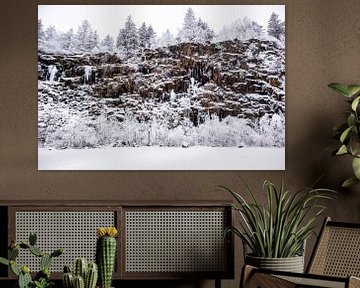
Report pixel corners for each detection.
[215,278,221,288]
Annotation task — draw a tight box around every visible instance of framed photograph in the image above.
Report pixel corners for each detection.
[38,5,285,170]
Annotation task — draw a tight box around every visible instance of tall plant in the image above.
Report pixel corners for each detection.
[221,179,334,258]
[328,83,360,187]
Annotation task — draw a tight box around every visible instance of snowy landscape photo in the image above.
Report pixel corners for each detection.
[38,5,285,170]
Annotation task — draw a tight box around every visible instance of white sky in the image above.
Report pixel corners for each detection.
[38,5,285,39]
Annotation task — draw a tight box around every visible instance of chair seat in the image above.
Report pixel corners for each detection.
[243,266,360,288]
[277,274,346,288]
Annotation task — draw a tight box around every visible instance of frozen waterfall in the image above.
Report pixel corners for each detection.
[84,65,91,84]
[48,65,57,82]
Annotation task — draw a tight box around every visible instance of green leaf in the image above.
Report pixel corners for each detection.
[340,126,353,143]
[352,157,360,179]
[328,83,350,97]
[342,177,360,188]
[348,135,360,157]
[336,144,348,155]
[347,114,356,128]
[351,96,360,111]
[347,85,360,97]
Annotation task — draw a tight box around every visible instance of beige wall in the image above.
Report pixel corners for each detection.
[1,0,360,287]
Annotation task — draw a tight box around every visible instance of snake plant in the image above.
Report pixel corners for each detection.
[221,179,334,258]
[328,83,360,187]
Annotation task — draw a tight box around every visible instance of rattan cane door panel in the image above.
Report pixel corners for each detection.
[123,207,232,278]
[14,209,116,273]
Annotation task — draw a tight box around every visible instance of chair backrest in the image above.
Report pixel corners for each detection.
[307,217,360,277]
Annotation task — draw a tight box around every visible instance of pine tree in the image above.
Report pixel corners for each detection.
[38,19,45,41]
[158,29,174,47]
[116,28,126,50]
[267,12,284,40]
[124,15,138,51]
[138,22,148,48]
[45,25,57,41]
[197,18,214,43]
[178,8,197,43]
[61,28,74,50]
[102,34,115,51]
[76,19,92,52]
[177,9,214,43]
[92,30,99,50]
[147,25,156,48]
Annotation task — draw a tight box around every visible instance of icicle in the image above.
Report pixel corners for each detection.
[170,89,176,103]
[84,65,92,84]
[48,65,58,82]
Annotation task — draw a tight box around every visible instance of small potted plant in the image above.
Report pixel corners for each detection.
[0,232,63,288]
[221,179,334,273]
[62,258,98,288]
[328,83,360,187]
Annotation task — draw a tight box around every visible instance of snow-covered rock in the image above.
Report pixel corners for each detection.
[38,38,285,149]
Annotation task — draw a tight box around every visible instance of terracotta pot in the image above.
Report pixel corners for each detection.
[245,254,305,273]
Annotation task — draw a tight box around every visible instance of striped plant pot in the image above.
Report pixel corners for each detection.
[245,254,305,273]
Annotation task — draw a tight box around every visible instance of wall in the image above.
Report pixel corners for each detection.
[1,0,360,287]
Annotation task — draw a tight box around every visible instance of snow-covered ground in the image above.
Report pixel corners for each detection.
[38,147,285,170]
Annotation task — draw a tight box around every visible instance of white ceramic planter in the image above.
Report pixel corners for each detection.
[245,254,305,273]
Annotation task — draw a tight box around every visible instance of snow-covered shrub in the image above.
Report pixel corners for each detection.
[48,115,98,149]
[258,112,285,147]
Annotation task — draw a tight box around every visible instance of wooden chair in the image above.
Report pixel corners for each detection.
[241,217,360,288]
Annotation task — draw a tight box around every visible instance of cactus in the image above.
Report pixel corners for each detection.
[64,265,72,273]
[35,268,50,281]
[51,248,64,257]
[96,227,118,288]
[10,260,20,276]
[18,270,32,288]
[0,232,64,288]
[29,245,44,257]
[41,253,52,270]
[74,258,88,279]
[29,232,37,246]
[63,259,98,288]
[85,263,98,288]
[74,275,85,288]
[9,246,19,260]
[63,272,74,288]
[0,257,9,266]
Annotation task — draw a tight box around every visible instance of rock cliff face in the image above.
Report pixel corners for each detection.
[38,39,285,148]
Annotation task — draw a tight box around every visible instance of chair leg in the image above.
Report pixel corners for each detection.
[215,278,221,288]
[240,265,255,288]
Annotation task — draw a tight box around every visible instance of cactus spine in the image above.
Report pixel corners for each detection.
[96,227,118,288]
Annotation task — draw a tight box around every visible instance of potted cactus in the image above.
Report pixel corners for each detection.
[96,227,118,288]
[62,258,98,288]
[0,232,63,288]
